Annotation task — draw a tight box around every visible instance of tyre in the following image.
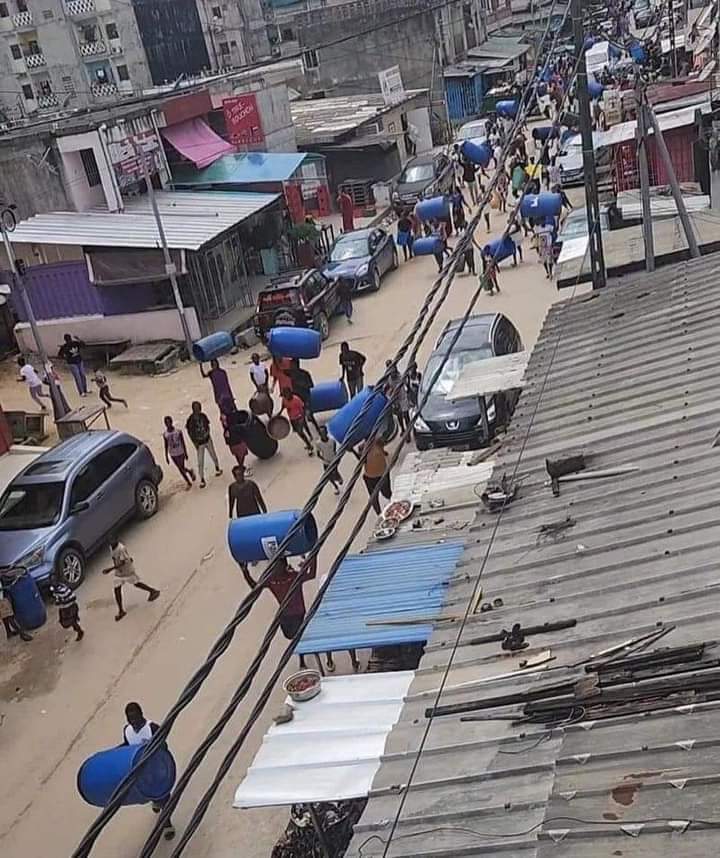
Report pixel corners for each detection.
[369,267,381,292]
[135,479,159,520]
[56,546,85,589]
[314,311,330,340]
[379,412,399,444]
[274,310,297,328]
[391,248,399,271]
[415,437,430,452]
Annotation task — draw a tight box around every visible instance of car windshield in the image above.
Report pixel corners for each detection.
[421,348,493,396]
[331,236,369,261]
[458,124,485,140]
[400,163,434,183]
[0,483,64,530]
[436,323,492,354]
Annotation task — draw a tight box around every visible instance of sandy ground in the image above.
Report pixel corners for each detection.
[0,198,578,858]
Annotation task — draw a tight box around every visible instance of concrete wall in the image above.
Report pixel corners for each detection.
[0,135,70,219]
[15,306,201,353]
[57,130,122,212]
[209,78,298,152]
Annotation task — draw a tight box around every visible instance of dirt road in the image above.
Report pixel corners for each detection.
[0,207,569,857]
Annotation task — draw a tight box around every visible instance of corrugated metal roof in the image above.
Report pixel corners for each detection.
[8,191,279,251]
[468,35,529,61]
[296,542,465,655]
[595,101,710,147]
[446,351,529,400]
[233,671,414,808]
[348,254,720,857]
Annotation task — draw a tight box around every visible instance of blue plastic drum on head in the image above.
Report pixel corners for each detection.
[412,237,444,256]
[228,509,318,563]
[267,327,322,359]
[588,79,604,99]
[309,380,349,413]
[496,100,518,117]
[483,236,516,263]
[191,331,234,362]
[328,386,388,445]
[77,745,177,808]
[520,193,562,219]
[415,196,450,222]
[460,140,492,167]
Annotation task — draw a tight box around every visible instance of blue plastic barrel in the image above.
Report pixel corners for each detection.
[415,196,449,222]
[588,79,604,100]
[496,100,518,117]
[584,35,596,49]
[520,193,562,219]
[228,509,318,563]
[532,125,559,142]
[7,572,46,630]
[483,236,516,263]
[412,237,444,256]
[267,327,321,359]
[460,139,491,167]
[191,331,234,362]
[629,41,646,63]
[309,380,348,413]
[77,745,177,808]
[328,386,388,445]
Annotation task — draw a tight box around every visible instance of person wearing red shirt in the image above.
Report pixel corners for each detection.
[337,190,355,232]
[279,387,314,454]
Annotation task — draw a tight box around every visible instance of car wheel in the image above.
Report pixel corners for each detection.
[391,248,399,270]
[314,311,330,340]
[370,267,381,292]
[415,438,430,452]
[56,546,85,589]
[135,479,159,520]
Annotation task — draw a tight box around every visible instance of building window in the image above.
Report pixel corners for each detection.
[62,74,75,95]
[116,63,129,80]
[303,48,319,69]
[21,83,33,100]
[219,41,230,55]
[42,9,54,19]
[27,39,40,55]
[10,43,21,59]
[16,0,27,11]
[80,148,101,187]
[211,5,221,15]
[230,39,236,47]
[0,4,9,17]
[280,26,294,41]
[105,21,118,39]
[38,79,51,95]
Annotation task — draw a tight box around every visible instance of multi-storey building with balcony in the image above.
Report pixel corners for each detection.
[0,0,269,121]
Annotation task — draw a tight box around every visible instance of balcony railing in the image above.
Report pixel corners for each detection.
[65,0,96,15]
[91,81,117,97]
[79,39,106,56]
[37,93,59,109]
[24,52,46,69]
[12,10,33,26]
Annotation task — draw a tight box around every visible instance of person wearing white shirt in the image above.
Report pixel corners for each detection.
[17,356,48,411]
[249,352,269,393]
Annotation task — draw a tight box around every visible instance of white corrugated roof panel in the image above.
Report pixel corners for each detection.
[9,191,279,251]
[446,351,530,400]
[596,102,710,147]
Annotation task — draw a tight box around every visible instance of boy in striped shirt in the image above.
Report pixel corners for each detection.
[49,579,84,641]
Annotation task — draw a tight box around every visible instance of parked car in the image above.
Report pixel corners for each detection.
[253,268,341,341]
[0,431,163,588]
[393,152,454,207]
[454,119,487,147]
[558,132,611,186]
[413,314,523,451]
[321,228,398,293]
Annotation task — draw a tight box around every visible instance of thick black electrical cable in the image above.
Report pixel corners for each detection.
[72,10,572,855]
[149,21,584,857]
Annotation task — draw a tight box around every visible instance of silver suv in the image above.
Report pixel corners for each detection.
[0,430,163,588]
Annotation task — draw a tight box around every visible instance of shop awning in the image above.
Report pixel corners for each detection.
[234,671,413,808]
[173,151,307,186]
[161,117,234,169]
[296,542,465,655]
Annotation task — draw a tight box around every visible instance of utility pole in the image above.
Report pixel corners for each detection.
[572,0,606,289]
[131,136,195,357]
[635,80,655,271]
[644,102,701,257]
[0,206,65,415]
[668,0,678,77]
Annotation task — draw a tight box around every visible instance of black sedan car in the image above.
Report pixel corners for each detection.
[413,314,523,451]
[393,152,454,208]
[322,227,398,293]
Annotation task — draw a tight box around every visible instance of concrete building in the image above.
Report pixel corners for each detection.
[0,0,269,122]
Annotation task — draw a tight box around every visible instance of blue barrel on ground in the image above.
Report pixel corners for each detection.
[483,236,516,263]
[520,193,562,219]
[191,331,234,362]
[77,745,177,808]
[415,196,449,223]
[7,572,46,630]
[228,509,318,563]
[460,139,492,167]
[496,100,518,118]
[310,380,348,414]
[412,236,444,256]
[588,79,604,100]
[267,326,321,359]
[328,386,388,446]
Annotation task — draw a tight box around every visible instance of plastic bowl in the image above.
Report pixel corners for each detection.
[283,669,321,702]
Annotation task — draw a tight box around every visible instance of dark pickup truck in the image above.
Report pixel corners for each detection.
[253,269,342,342]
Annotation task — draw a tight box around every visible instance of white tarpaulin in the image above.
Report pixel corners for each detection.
[233,671,413,808]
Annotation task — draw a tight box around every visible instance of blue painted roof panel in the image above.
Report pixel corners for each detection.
[296,542,465,654]
[173,152,307,185]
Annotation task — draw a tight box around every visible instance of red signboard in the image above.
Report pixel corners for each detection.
[223,94,264,147]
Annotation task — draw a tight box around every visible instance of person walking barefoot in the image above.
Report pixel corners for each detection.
[163,415,196,489]
[49,578,84,641]
[103,537,160,621]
